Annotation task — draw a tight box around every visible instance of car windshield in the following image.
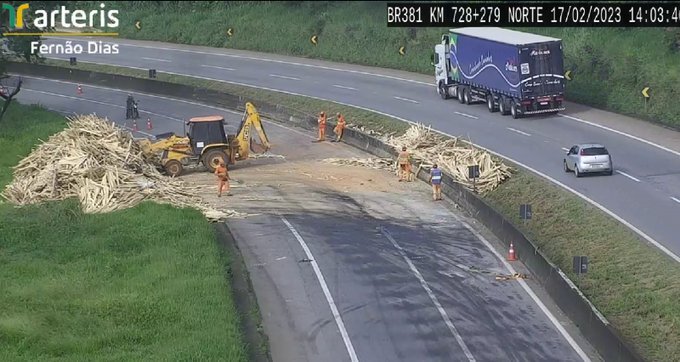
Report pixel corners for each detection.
[581,147,609,156]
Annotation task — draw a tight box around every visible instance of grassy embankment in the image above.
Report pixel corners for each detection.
[0,103,249,361]
[100,0,680,129]
[39,57,680,361]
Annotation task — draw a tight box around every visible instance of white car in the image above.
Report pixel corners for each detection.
[564,143,613,177]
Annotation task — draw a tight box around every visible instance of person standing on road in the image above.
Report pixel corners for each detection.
[429,163,442,201]
[316,111,327,142]
[215,160,232,197]
[333,112,346,142]
[397,146,412,182]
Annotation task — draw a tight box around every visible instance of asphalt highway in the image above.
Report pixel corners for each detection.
[14,77,596,362]
[39,36,680,261]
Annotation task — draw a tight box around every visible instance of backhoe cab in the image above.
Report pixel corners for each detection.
[139,101,272,177]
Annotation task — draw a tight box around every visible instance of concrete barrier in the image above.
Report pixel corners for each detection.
[10,61,643,361]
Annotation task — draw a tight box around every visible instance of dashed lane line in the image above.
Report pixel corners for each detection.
[280,216,359,362]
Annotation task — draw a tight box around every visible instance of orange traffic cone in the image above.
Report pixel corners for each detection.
[146,117,152,130]
[132,119,138,131]
[507,242,517,261]
[76,84,83,94]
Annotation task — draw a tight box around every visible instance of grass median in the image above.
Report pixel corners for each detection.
[35,58,680,360]
[0,103,249,361]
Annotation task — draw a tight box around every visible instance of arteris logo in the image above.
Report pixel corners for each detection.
[2,2,119,32]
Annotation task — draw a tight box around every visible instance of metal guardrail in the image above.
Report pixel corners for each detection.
[7,61,644,362]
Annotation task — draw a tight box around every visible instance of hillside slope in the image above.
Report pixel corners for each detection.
[99,1,680,128]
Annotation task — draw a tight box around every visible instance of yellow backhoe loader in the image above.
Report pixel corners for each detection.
[138,101,271,177]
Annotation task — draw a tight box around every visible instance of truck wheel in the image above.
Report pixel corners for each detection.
[203,149,227,173]
[487,94,497,112]
[457,87,465,104]
[499,98,510,115]
[164,160,183,177]
[438,82,449,100]
[451,85,459,99]
[511,102,521,119]
[463,88,471,105]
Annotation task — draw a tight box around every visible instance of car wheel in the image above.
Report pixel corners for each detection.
[563,160,570,173]
[606,169,613,176]
[574,165,582,178]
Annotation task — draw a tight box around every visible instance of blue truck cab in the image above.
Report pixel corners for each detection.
[434,27,566,119]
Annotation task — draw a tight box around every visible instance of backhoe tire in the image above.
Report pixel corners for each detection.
[203,149,227,173]
[165,160,183,177]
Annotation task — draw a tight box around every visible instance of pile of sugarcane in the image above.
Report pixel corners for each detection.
[322,157,394,170]
[386,123,513,193]
[1,114,244,221]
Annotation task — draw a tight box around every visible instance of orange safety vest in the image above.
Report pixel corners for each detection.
[398,151,410,165]
[337,115,345,128]
[215,165,228,180]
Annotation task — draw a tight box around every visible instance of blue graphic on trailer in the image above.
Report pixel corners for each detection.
[448,33,522,95]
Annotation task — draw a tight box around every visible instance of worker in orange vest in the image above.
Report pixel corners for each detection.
[316,111,327,142]
[215,160,232,197]
[397,146,412,182]
[333,112,346,142]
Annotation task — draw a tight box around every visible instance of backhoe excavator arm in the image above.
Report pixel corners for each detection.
[234,102,272,159]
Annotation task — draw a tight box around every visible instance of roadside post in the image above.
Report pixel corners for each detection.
[572,256,589,277]
[468,165,479,193]
[642,87,650,112]
[519,203,532,227]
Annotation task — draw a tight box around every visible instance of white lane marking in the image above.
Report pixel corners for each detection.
[507,127,532,137]
[270,74,300,81]
[559,114,680,158]
[332,84,357,91]
[201,64,235,71]
[275,256,287,261]
[671,197,680,204]
[36,102,156,138]
[141,57,171,62]
[44,36,433,86]
[46,38,680,161]
[380,227,475,362]
[22,88,185,124]
[445,216,591,362]
[15,75,317,140]
[561,147,570,152]
[33,59,680,263]
[616,170,641,182]
[393,96,419,104]
[280,216,359,362]
[454,111,479,120]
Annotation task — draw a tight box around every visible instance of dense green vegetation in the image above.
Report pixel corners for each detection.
[85,1,680,128]
[40,59,680,361]
[0,103,248,361]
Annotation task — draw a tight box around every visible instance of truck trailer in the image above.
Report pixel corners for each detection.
[434,27,566,119]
